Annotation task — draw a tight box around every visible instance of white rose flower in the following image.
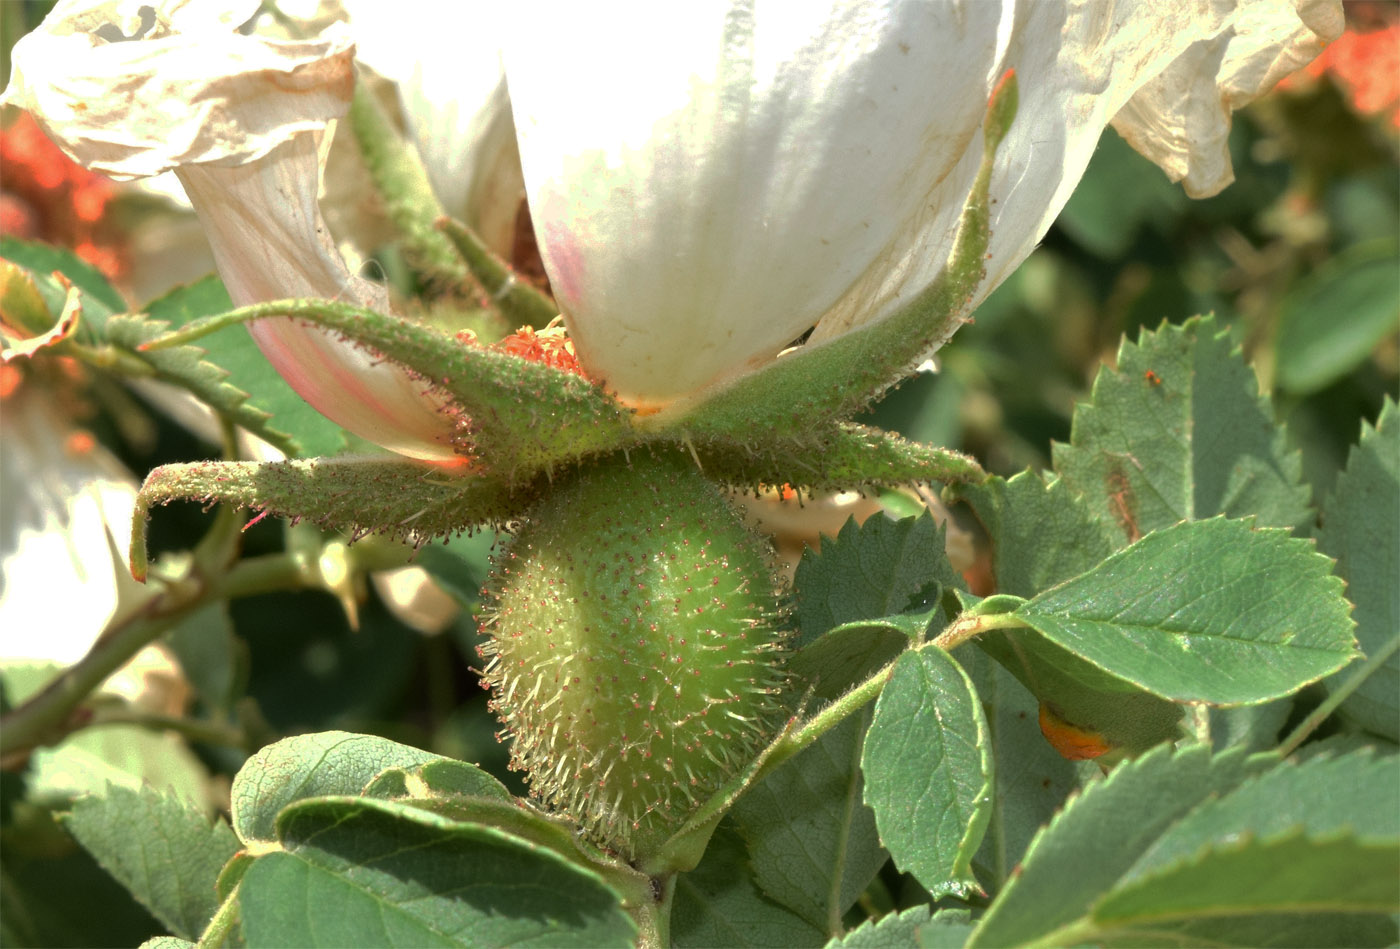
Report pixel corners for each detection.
[3,0,1341,456]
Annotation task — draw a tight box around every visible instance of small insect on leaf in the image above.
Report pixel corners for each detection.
[1144,369,1163,386]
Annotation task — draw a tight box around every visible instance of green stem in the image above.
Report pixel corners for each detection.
[0,553,308,759]
[198,881,243,948]
[633,875,676,949]
[933,611,1026,651]
[1276,632,1400,757]
[86,710,249,750]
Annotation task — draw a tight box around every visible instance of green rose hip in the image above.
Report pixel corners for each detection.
[480,451,787,862]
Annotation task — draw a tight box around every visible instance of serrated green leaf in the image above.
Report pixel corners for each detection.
[0,256,61,338]
[1207,698,1293,753]
[1086,911,1397,948]
[139,938,196,949]
[1012,517,1358,705]
[1125,750,1399,882]
[967,744,1260,949]
[142,275,352,457]
[1,819,165,949]
[916,910,977,949]
[952,473,1181,760]
[974,627,1184,761]
[416,759,513,802]
[1052,316,1311,541]
[827,905,933,948]
[1318,398,1399,740]
[862,649,992,898]
[789,625,910,702]
[1091,834,1399,933]
[950,470,1119,598]
[62,784,239,940]
[1275,239,1400,395]
[230,732,447,846]
[134,457,539,579]
[381,794,645,900]
[794,513,958,648]
[733,713,887,934]
[103,313,304,455]
[238,796,634,948]
[672,819,826,948]
[694,423,985,495]
[825,906,975,949]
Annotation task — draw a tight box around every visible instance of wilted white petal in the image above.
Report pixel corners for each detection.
[1,0,350,180]
[1111,0,1344,197]
[3,0,462,462]
[506,1,1339,408]
[816,1,1340,346]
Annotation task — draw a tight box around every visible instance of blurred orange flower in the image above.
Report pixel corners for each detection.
[1281,17,1400,127]
[0,112,127,279]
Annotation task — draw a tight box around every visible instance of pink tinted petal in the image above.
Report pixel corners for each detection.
[176,138,461,462]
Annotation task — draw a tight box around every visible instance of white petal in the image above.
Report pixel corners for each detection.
[966,0,1342,316]
[507,0,1340,407]
[2,0,353,180]
[507,1,1007,407]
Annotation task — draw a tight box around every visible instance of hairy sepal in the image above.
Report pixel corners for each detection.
[688,422,984,494]
[348,82,471,294]
[131,457,540,581]
[480,451,787,862]
[648,71,1018,441]
[143,300,635,476]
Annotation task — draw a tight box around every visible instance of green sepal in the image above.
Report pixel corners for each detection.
[131,457,539,581]
[651,71,1017,440]
[140,299,635,476]
[690,422,984,493]
[348,82,471,294]
[437,215,562,331]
